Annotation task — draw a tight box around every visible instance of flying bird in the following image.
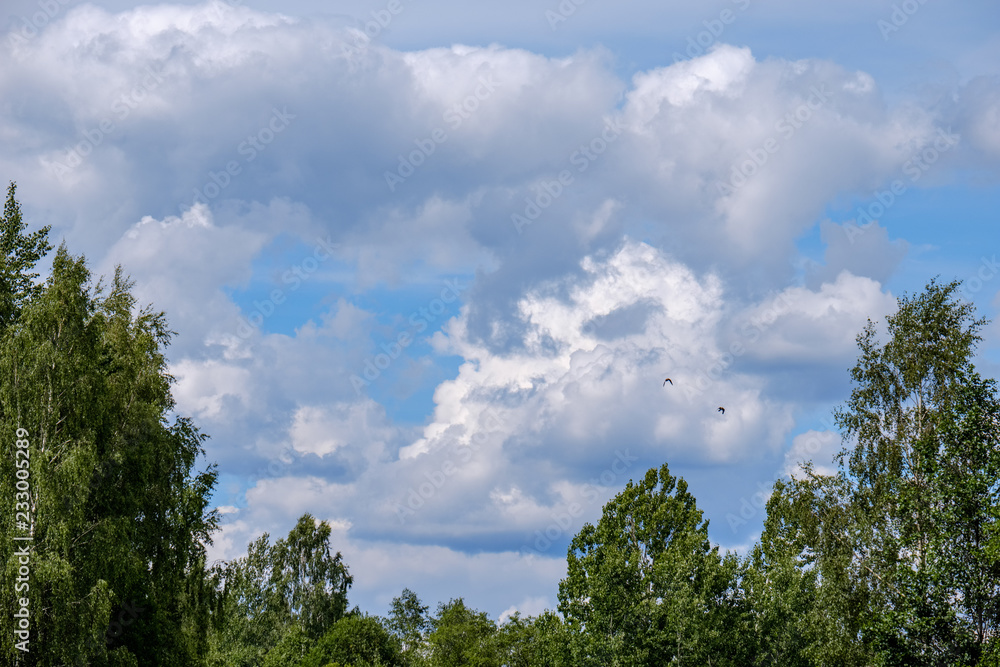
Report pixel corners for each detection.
[717,407,725,414]
[663,378,673,386]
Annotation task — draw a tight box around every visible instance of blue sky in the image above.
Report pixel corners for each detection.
[3,0,999,622]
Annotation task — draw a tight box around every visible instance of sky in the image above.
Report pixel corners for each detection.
[3,0,1000,622]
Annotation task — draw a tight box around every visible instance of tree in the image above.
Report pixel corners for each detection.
[0,181,51,333]
[488,611,572,667]
[741,475,863,666]
[0,244,220,665]
[261,623,314,667]
[209,534,289,667]
[208,513,353,665]
[274,514,353,641]
[833,279,1000,664]
[558,462,745,666]
[927,371,1000,654]
[298,614,403,667]
[387,588,430,665]
[425,598,497,667]
[779,279,1000,666]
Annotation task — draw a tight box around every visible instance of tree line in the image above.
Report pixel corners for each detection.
[1,182,999,665]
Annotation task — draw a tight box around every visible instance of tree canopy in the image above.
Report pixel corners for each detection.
[0,197,220,665]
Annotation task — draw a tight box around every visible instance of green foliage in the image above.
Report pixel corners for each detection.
[488,610,572,667]
[745,279,1000,667]
[298,614,403,667]
[208,513,353,666]
[262,622,314,667]
[209,533,288,667]
[558,462,745,666]
[426,598,497,667]
[0,239,220,665]
[387,588,430,665]
[742,475,861,666]
[830,278,1000,664]
[0,181,51,332]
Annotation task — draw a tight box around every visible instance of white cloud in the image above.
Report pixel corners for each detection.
[206,473,566,619]
[289,401,397,458]
[734,271,896,365]
[385,241,798,545]
[171,358,254,419]
[4,6,953,291]
[98,203,269,353]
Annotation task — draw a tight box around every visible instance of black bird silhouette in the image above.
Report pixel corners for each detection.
[663,378,673,386]
[717,406,725,414]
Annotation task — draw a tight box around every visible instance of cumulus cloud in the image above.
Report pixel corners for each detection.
[98,204,268,350]
[2,4,957,295]
[734,271,896,366]
[611,44,935,275]
[406,240,790,467]
[952,75,1000,165]
[202,238,886,579]
[172,358,255,420]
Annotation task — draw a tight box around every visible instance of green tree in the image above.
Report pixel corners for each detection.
[928,371,1000,653]
[209,534,289,667]
[741,476,855,666]
[0,245,220,665]
[766,467,873,666]
[298,614,403,667]
[261,623,314,667]
[274,514,353,641]
[0,181,51,333]
[488,610,572,667]
[209,513,353,665]
[387,588,430,665]
[558,462,745,666]
[426,598,497,667]
[830,278,1000,665]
